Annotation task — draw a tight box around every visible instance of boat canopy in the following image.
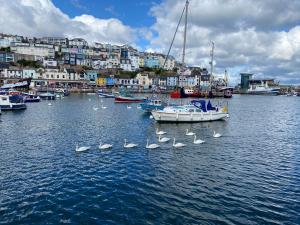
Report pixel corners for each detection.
[191,100,207,112]
[207,100,216,111]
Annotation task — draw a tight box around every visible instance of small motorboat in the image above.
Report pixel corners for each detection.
[0,94,27,111]
[39,92,56,100]
[140,98,165,112]
[115,94,146,103]
[23,93,41,103]
[98,89,115,98]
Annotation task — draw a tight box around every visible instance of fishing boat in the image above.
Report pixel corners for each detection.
[151,100,229,123]
[140,98,166,112]
[170,87,202,98]
[0,94,27,110]
[39,92,56,100]
[98,89,115,98]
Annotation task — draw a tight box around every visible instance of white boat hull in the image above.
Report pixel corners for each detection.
[151,111,228,122]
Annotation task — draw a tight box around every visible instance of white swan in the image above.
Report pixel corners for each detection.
[93,106,99,111]
[146,139,160,149]
[193,135,205,144]
[124,139,138,148]
[213,131,222,138]
[48,103,52,106]
[99,142,112,150]
[127,105,132,109]
[75,144,91,152]
[173,138,186,148]
[101,105,107,109]
[158,135,170,143]
[186,129,195,136]
[156,128,166,135]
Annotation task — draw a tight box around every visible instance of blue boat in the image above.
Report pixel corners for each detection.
[0,94,27,110]
[98,89,115,98]
[140,98,165,112]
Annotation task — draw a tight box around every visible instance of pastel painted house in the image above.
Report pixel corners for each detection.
[167,75,178,89]
[97,75,106,86]
[85,70,97,84]
[23,69,37,79]
[105,76,115,86]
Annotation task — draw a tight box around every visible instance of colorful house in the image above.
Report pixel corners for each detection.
[97,75,106,86]
[85,70,97,82]
[167,75,178,88]
[105,76,115,86]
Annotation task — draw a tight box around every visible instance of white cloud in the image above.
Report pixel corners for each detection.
[149,0,300,84]
[0,0,136,45]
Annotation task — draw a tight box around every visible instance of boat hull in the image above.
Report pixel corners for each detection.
[151,111,228,122]
[140,103,164,112]
[115,96,145,103]
[0,103,27,111]
[39,95,56,100]
[98,93,115,98]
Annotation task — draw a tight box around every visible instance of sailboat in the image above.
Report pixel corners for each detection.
[168,0,201,99]
[151,1,229,122]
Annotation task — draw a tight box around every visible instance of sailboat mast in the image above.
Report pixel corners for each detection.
[182,0,189,66]
[210,41,214,90]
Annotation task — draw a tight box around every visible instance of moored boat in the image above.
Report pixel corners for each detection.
[0,94,27,111]
[39,92,56,100]
[98,89,115,98]
[115,95,146,103]
[23,94,41,103]
[151,100,229,123]
[247,81,280,95]
[170,87,201,98]
[140,98,166,112]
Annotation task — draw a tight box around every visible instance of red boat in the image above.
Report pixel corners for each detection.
[170,87,201,98]
[115,95,146,103]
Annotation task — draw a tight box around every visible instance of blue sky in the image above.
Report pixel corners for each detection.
[53,0,160,28]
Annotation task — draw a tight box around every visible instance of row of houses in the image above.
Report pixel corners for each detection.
[0,34,176,71]
[0,67,211,89]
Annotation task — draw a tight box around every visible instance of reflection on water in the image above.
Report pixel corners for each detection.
[0,94,299,225]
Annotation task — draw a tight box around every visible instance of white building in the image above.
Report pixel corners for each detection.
[11,42,55,58]
[43,59,57,67]
[69,38,88,47]
[2,68,23,78]
[23,69,37,79]
[43,68,69,80]
[120,59,132,71]
[129,53,139,71]
[136,73,153,88]
[37,37,67,45]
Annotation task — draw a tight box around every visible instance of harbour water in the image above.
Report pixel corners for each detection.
[0,94,299,224]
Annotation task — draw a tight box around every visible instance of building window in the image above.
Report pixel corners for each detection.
[57,75,59,79]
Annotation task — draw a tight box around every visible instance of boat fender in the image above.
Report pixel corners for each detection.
[10,103,13,108]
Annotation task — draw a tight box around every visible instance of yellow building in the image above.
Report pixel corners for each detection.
[97,77,106,86]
